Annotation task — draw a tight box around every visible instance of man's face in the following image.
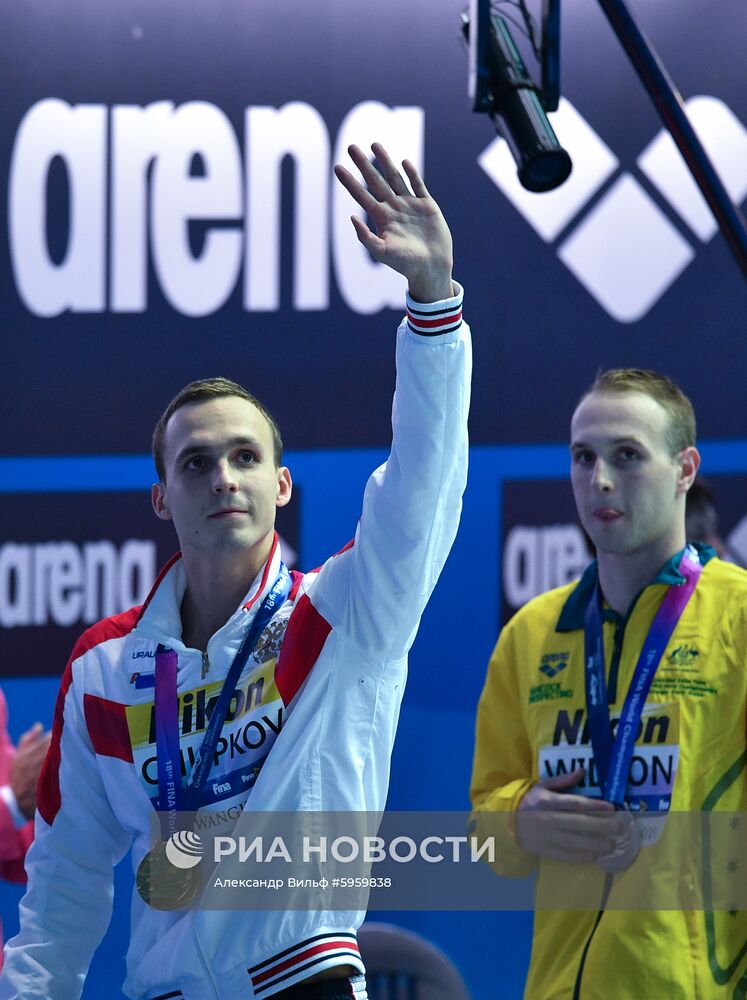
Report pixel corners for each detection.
[570,390,698,557]
[151,396,291,562]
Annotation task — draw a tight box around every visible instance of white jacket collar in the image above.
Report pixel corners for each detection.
[134,533,283,644]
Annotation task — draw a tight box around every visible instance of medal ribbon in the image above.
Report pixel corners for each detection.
[583,547,702,806]
[153,563,291,835]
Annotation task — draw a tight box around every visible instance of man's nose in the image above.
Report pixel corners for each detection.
[591,459,613,493]
[211,460,238,494]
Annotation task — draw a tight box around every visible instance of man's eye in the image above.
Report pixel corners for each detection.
[618,449,640,462]
[239,451,257,464]
[186,456,204,470]
[573,451,594,465]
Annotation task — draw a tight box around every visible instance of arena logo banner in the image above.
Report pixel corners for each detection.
[500,478,588,623]
[499,473,747,624]
[2,0,746,459]
[478,95,747,322]
[8,98,422,318]
[0,490,299,678]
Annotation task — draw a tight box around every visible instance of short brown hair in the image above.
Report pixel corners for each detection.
[152,377,283,481]
[581,368,696,456]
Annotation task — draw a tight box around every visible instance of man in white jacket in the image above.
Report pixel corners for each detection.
[0,142,471,1000]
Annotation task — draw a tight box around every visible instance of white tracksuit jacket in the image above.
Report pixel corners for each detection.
[0,287,470,1000]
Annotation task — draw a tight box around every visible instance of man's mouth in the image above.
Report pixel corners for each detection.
[593,508,623,523]
[208,508,248,518]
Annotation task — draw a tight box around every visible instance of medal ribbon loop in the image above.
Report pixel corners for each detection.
[153,564,291,837]
[583,547,702,806]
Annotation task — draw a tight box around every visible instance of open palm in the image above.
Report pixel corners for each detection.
[334,143,454,303]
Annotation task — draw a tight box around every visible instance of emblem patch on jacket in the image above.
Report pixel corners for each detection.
[252,617,289,665]
[538,652,569,678]
[667,645,699,667]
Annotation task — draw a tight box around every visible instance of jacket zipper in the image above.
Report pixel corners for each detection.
[574,609,629,994]
[605,581,652,704]
[575,575,686,996]
[572,874,613,999]
[193,923,220,1000]
[201,651,210,679]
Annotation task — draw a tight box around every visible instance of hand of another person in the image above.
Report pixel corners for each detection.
[334,142,454,302]
[515,767,622,864]
[11,722,53,820]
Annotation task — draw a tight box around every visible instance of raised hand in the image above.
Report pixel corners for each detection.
[515,767,622,864]
[11,722,52,820]
[334,142,454,303]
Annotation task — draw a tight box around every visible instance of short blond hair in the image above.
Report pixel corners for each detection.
[581,368,696,456]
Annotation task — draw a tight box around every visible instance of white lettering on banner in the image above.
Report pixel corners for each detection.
[332,101,424,314]
[9,100,107,317]
[110,102,172,312]
[213,835,496,864]
[0,539,156,628]
[9,98,425,318]
[150,103,244,317]
[214,836,292,863]
[245,103,330,311]
[503,524,588,609]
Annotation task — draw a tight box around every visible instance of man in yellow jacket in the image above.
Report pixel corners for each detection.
[471,369,747,999]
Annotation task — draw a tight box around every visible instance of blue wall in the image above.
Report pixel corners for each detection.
[3,0,747,993]
[2,440,747,997]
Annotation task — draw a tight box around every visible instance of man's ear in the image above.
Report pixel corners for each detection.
[151,482,172,521]
[275,467,292,508]
[677,446,701,495]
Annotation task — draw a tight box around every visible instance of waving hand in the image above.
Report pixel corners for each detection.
[334,142,454,303]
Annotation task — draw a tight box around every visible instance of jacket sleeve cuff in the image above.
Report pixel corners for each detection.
[0,784,28,830]
[472,779,537,875]
[405,282,463,337]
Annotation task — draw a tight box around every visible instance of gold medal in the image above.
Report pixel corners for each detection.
[136,841,202,910]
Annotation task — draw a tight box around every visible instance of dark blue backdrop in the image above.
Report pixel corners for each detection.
[2,1,747,996]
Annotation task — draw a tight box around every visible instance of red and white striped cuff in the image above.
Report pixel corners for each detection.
[249,932,365,996]
[405,282,463,337]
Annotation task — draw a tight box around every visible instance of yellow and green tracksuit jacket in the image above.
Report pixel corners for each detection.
[471,547,747,999]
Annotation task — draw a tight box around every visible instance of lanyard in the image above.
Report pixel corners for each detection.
[583,547,702,805]
[153,564,290,836]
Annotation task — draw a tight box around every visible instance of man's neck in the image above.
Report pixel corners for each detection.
[179,540,272,651]
[597,534,685,616]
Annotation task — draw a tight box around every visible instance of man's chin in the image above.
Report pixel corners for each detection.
[203,526,263,553]
[586,532,639,557]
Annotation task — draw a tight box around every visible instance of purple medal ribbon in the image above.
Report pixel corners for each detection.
[154,647,181,839]
[152,565,290,837]
[584,546,702,806]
